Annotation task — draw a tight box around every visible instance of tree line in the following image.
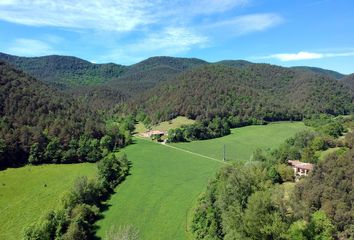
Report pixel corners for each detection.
[167,116,265,142]
[24,153,131,240]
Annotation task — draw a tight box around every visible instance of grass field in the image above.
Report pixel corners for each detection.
[0,163,97,240]
[96,122,307,239]
[135,116,195,134]
[96,138,223,240]
[172,122,307,162]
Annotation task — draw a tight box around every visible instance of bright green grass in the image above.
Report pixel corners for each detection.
[135,116,195,134]
[172,122,308,162]
[96,122,307,240]
[96,138,223,240]
[0,163,97,240]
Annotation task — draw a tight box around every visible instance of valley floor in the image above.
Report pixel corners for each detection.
[96,122,307,239]
[96,138,223,240]
[0,122,307,240]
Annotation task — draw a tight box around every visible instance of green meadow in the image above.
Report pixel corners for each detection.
[172,122,307,162]
[0,163,97,240]
[0,122,307,240]
[96,138,223,240]
[96,122,307,239]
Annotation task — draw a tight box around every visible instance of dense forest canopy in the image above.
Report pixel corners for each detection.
[0,62,133,169]
[0,52,353,144]
[104,56,208,97]
[0,53,210,108]
[130,64,353,123]
[0,52,127,88]
[291,66,345,80]
[1,52,349,110]
[341,74,354,92]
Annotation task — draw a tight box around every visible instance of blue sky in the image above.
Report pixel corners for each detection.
[0,0,354,73]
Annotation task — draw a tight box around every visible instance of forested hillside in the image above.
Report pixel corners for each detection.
[0,62,132,169]
[291,66,345,79]
[68,85,127,109]
[0,53,209,105]
[131,64,353,123]
[0,53,207,92]
[1,52,353,118]
[215,60,253,68]
[103,56,208,96]
[0,52,127,88]
[342,74,354,93]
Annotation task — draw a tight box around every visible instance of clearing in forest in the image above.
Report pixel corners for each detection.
[96,122,307,240]
[135,116,195,134]
[171,122,308,162]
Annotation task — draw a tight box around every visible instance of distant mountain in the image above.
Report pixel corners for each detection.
[291,66,345,79]
[214,60,253,68]
[0,52,127,88]
[0,53,208,98]
[1,52,351,113]
[105,56,208,96]
[341,74,354,92]
[131,64,353,122]
[124,56,208,74]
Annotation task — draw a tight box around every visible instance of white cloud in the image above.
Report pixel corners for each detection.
[270,51,323,61]
[263,51,354,61]
[100,27,208,64]
[0,0,155,32]
[209,13,283,35]
[0,0,284,61]
[0,0,250,33]
[7,38,56,56]
[132,27,208,54]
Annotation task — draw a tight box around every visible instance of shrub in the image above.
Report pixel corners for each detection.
[276,164,294,182]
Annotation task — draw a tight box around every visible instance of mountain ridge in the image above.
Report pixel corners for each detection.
[130,64,353,122]
[0,52,352,113]
[0,52,348,89]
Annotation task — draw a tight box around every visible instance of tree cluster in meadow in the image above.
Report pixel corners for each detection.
[304,114,348,138]
[0,62,135,169]
[24,153,130,240]
[166,116,267,142]
[191,118,354,240]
